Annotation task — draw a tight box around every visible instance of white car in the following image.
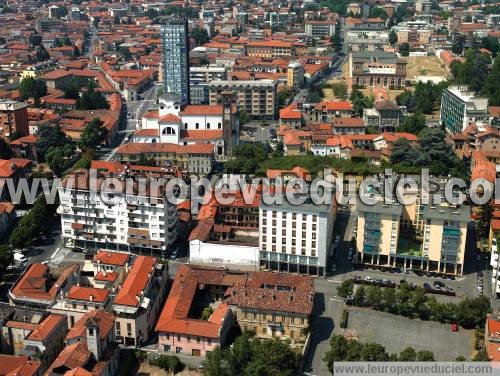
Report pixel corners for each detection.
[14,252,28,266]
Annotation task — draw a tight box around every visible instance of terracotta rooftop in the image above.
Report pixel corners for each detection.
[66,310,115,341]
[0,355,41,376]
[114,256,156,307]
[93,250,129,266]
[156,265,314,338]
[67,286,109,303]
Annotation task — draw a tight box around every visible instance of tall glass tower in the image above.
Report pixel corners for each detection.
[160,18,190,105]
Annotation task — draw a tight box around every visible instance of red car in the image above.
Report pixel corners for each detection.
[451,323,459,332]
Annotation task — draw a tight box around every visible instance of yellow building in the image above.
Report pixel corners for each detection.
[357,200,469,275]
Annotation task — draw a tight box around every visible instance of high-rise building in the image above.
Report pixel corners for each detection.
[161,18,190,105]
[440,86,491,134]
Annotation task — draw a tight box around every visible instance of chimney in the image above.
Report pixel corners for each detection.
[89,295,94,302]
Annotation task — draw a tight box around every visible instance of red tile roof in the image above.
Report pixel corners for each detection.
[180,130,223,141]
[115,142,214,155]
[159,113,181,123]
[65,310,115,341]
[47,342,91,373]
[180,105,223,116]
[279,103,302,120]
[314,101,353,112]
[114,256,156,307]
[93,250,129,266]
[67,286,109,303]
[10,263,77,303]
[27,314,65,342]
[94,271,118,282]
[0,355,41,376]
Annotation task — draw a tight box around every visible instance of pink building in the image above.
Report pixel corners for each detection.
[155,265,233,357]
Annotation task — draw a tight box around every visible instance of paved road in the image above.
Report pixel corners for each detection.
[104,84,158,161]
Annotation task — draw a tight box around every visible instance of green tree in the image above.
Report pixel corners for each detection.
[399,43,410,57]
[350,89,374,116]
[46,144,75,176]
[36,124,72,162]
[456,295,491,329]
[149,355,184,373]
[10,225,33,249]
[365,285,383,308]
[482,55,500,105]
[368,6,388,19]
[36,45,50,62]
[473,349,489,361]
[331,26,342,53]
[399,347,417,361]
[352,286,366,306]
[337,280,354,298]
[389,30,398,45]
[476,202,493,240]
[452,34,466,55]
[77,82,108,110]
[323,335,348,369]
[191,27,210,46]
[201,307,214,320]
[239,109,250,125]
[19,77,47,105]
[416,350,435,361]
[0,138,12,159]
[79,118,107,151]
[400,113,426,134]
[456,355,466,361]
[362,343,388,361]
[204,347,227,376]
[481,36,500,57]
[0,245,13,274]
[224,143,267,175]
[204,333,299,376]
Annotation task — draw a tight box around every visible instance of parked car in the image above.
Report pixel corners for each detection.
[434,281,445,288]
[451,323,458,332]
[423,283,432,290]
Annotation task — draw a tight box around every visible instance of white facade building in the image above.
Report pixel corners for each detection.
[259,196,336,276]
[135,94,239,158]
[58,170,179,254]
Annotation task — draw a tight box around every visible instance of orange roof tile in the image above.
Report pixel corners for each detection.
[67,286,109,303]
[114,256,156,307]
[93,250,129,266]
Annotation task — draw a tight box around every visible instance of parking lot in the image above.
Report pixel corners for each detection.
[344,307,473,360]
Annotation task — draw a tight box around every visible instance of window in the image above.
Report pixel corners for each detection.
[187,336,191,342]
[196,123,200,129]
[177,335,181,341]
[89,328,94,336]
[164,345,171,352]
[197,337,201,343]
[207,123,210,129]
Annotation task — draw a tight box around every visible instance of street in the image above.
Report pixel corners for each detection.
[104,84,159,161]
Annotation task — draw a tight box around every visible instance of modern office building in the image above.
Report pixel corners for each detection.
[259,195,336,276]
[161,18,190,105]
[356,199,470,275]
[440,86,491,134]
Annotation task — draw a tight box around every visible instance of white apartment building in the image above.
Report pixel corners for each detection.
[58,169,179,254]
[259,196,336,276]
